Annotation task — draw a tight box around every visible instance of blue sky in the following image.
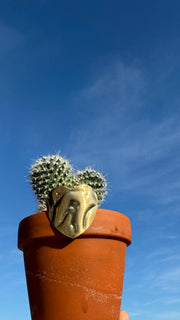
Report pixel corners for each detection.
[0,1,180,319]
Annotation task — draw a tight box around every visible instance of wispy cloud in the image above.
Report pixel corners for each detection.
[68,60,180,211]
[0,225,18,238]
[128,311,144,317]
[148,251,180,264]
[155,266,180,287]
[0,248,22,265]
[154,311,180,320]
[0,21,23,55]
[138,264,180,294]
[69,61,145,164]
[80,62,145,109]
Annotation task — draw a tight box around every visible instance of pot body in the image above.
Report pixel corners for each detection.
[18,209,131,320]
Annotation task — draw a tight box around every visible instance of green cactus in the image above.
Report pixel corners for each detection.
[29,153,107,210]
[29,154,78,210]
[77,168,107,202]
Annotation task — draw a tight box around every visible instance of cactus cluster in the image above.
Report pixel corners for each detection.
[29,153,107,210]
[77,168,107,202]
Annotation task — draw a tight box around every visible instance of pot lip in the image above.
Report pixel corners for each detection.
[18,209,132,250]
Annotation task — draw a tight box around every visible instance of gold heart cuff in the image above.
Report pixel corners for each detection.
[46,184,98,238]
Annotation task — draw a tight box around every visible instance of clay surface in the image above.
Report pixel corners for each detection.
[18,209,132,320]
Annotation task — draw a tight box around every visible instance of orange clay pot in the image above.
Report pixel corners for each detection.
[18,209,131,320]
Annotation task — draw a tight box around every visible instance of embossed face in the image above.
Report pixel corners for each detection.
[47,184,98,238]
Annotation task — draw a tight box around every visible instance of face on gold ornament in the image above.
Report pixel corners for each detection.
[47,184,98,238]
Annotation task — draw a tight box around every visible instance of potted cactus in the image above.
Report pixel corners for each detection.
[18,153,131,320]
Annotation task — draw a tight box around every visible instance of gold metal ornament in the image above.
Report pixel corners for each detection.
[46,184,98,239]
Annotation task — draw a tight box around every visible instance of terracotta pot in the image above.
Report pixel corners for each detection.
[18,209,131,320]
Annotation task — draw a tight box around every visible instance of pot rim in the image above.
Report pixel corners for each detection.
[18,209,132,250]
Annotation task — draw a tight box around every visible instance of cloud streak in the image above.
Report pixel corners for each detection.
[80,62,145,110]
[0,21,23,55]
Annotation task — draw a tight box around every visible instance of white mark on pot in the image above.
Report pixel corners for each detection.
[31,305,38,316]
[26,271,122,303]
[89,226,105,232]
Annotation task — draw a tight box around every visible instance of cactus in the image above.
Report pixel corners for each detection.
[29,154,78,210]
[77,168,107,202]
[29,153,107,210]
